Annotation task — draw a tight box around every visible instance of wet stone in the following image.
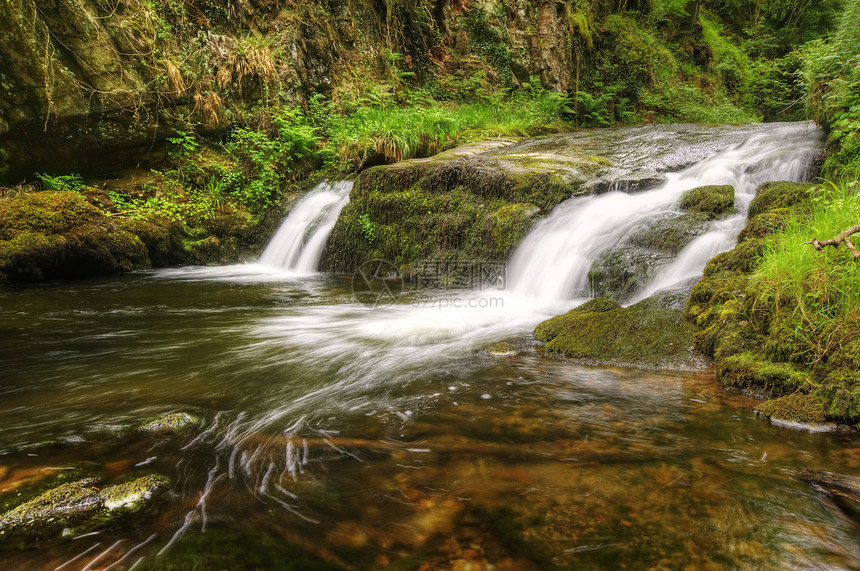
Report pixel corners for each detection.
[139,412,202,434]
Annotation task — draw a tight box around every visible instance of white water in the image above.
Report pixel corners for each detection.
[507,122,823,303]
[258,179,352,272]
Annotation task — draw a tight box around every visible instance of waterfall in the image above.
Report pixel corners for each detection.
[258,179,353,273]
[506,122,823,303]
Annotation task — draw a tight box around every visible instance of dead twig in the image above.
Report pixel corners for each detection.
[806,224,860,258]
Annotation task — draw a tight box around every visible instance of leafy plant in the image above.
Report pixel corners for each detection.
[359,213,375,244]
[36,173,86,192]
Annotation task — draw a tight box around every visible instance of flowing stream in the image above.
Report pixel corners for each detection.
[3,122,860,570]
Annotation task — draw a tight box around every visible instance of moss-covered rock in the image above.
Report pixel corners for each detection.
[0,474,170,545]
[0,191,149,283]
[140,412,202,434]
[716,351,808,395]
[679,185,735,217]
[755,393,826,424]
[588,248,673,300]
[534,294,705,370]
[628,211,712,254]
[747,181,813,219]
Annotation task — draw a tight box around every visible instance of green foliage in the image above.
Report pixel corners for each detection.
[166,130,200,161]
[36,173,85,192]
[326,81,571,168]
[801,1,860,180]
[225,107,328,210]
[358,212,375,244]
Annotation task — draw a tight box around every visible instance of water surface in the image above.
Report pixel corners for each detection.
[2,270,859,570]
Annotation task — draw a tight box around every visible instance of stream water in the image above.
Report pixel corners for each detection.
[3,123,860,570]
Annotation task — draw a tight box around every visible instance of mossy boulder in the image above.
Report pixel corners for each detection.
[679,185,735,217]
[755,393,826,424]
[588,248,673,300]
[0,191,149,283]
[322,146,577,275]
[628,211,712,254]
[0,474,169,545]
[747,181,813,219]
[588,211,713,301]
[534,294,705,370]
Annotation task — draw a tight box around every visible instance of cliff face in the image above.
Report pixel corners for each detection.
[0,0,592,183]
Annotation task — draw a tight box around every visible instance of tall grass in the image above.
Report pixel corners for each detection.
[749,184,860,367]
[326,88,571,168]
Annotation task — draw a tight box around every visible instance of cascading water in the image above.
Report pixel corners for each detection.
[507,122,823,303]
[258,178,352,272]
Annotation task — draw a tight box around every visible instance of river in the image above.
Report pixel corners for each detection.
[3,122,860,570]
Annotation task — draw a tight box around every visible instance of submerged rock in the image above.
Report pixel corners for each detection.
[140,412,202,434]
[534,294,707,370]
[0,474,169,544]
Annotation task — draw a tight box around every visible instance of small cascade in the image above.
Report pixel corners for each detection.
[507,122,823,303]
[258,179,352,272]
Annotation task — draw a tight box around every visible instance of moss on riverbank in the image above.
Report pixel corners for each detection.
[686,180,860,423]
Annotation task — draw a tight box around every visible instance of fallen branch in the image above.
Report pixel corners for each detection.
[806,224,860,258]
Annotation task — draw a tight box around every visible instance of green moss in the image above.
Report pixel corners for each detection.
[737,208,798,242]
[101,474,170,511]
[323,156,574,275]
[747,181,813,219]
[816,370,860,420]
[0,191,148,283]
[574,297,621,313]
[0,473,171,546]
[679,185,735,217]
[140,412,202,434]
[535,295,702,370]
[716,351,808,395]
[628,212,711,254]
[755,393,826,424]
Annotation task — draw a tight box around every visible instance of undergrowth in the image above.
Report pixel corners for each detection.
[748,182,860,416]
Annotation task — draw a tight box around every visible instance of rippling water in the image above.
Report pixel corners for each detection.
[2,269,860,570]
